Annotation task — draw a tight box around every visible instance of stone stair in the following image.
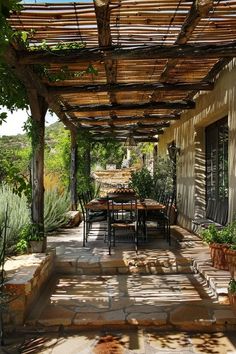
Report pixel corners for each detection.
[21,225,236,332]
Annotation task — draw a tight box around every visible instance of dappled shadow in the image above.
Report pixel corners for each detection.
[3,328,236,353]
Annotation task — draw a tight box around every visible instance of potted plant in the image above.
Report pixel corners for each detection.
[16,223,44,254]
[201,224,232,270]
[225,244,236,279]
[228,278,236,311]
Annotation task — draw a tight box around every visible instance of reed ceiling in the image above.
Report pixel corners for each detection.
[6,0,236,142]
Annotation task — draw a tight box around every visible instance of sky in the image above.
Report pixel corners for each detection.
[0,109,58,137]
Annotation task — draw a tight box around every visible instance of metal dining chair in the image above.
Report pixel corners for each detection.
[107,195,138,255]
[144,194,173,245]
[78,192,107,246]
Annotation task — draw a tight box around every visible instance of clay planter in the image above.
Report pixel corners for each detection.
[209,243,229,270]
[228,291,236,312]
[29,240,44,253]
[225,248,236,279]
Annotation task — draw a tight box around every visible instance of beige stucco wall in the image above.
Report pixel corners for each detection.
[158,59,236,230]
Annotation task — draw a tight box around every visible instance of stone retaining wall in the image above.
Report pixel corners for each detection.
[3,252,54,326]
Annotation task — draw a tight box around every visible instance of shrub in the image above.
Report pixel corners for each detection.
[201,222,236,245]
[0,184,70,254]
[129,167,153,199]
[44,188,70,232]
[0,183,30,251]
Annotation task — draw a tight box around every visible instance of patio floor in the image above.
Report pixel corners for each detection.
[23,223,235,332]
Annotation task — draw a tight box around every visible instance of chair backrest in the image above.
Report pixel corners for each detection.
[108,195,138,224]
[78,193,86,219]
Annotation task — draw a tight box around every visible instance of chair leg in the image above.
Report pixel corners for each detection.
[83,221,86,247]
[135,229,138,254]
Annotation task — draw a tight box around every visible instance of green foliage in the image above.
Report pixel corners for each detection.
[0,184,30,252]
[16,222,44,253]
[0,63,28,111]
[0,184,70,254]
[0,111,7,125]
[228,278,236,294]
[0,207,8,285]
[153,157,174,198]
[91,140,126,169]
[35,63,98,83]
[0,144,31,202]
[15,238,28,254]
[44,188,70,232]
[201,222,236,245]
[201,225,222,244]
[129,167,154,200]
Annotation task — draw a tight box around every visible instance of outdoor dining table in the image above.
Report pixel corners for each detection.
[85,198,165,212]
[85,197,166,253]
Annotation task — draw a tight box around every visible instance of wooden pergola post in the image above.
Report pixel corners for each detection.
[84,141,91,182]
[70,129,78,210]
[28,90,48,250]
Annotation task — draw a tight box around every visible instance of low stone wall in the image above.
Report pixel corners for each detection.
[3,252,54,326]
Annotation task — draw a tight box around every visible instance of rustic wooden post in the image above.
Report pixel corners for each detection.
[70,129,78,210]
[28,90,48,250]
[84,141,91,182]
[153,143,158,173]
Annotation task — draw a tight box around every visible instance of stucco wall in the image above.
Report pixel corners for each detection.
[158,59,236,230]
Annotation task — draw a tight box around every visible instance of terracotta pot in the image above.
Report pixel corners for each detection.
[225,248,236,279]
[228,291,236,313]
[209,243,229,270]
[29,240,44,253]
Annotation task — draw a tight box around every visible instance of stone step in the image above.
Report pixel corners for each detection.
[25,273,236,331]
[54,236,194,276]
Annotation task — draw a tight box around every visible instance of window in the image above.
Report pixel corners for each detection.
[205,117,228,224]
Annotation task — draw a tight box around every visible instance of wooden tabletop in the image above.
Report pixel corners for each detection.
[85,198,165,211]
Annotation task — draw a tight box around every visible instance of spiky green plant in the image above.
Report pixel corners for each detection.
[44,188,70,232]
[0,184,30,250]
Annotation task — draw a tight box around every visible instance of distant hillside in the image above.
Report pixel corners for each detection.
[0,120,65,149]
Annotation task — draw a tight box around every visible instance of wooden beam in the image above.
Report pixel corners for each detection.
[4,45,77,132]
[49,81,214,95]
[81,123,169,131]
[176,0,213,44]
[160,0,213,82]
[153,0,213,107]
[75,116,177,126]
[91,136,160,142]
[93,0,111,48]
[63,100,195,113]
[18,42,236,65]
[173,57,232,116]
[94,0,118,107]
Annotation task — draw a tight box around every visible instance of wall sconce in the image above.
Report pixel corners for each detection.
[124,134,136,147]
[167,141,180,161]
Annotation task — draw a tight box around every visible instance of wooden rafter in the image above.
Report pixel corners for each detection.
[72,115,180,126]
[159,0,213,82]
[49,82,214,95]
[18,42,236,65]
[62,100,195,113]
[6,0,236,143]
[94,0,117,112]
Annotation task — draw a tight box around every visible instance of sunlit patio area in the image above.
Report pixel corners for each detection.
[4,223,234,333]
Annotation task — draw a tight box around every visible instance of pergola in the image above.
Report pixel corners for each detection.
[4,0,236,243]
